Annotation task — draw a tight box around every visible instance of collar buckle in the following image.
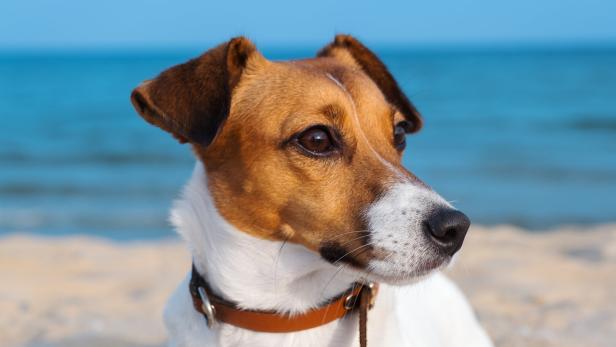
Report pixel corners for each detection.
[344,292,359,310]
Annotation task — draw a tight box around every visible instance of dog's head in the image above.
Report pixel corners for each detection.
[131,35,470,284]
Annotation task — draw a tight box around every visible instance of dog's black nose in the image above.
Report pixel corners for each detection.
[423,208,470,256]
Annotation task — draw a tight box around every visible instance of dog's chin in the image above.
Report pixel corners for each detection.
[345,254,452,286]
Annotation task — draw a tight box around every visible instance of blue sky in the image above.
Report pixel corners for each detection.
[1,0,615,48]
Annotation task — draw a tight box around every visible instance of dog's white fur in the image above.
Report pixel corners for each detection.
[163,163,492,347]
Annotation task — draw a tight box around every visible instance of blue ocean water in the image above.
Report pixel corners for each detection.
[1,46,615,239]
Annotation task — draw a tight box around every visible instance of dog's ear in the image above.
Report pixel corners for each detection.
[130,37,262,146]
[318,34,422,133]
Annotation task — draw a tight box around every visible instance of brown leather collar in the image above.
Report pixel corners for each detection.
[189,264,379,345]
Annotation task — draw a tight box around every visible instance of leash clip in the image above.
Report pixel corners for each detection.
[366,282,378,309]
[343,282,379,311]
[197,286,217,327]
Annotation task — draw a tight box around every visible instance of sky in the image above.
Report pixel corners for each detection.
[1,0,616,49]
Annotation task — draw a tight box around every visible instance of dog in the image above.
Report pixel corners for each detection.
[130,35,493,347]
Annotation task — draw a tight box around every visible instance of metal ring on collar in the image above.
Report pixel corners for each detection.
[197,286,217,327]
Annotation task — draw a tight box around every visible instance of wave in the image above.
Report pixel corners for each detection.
[0,183,177,197]
[0,152,193,166]
[566,117,616,132]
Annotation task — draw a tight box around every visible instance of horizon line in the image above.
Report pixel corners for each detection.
[2,37,616,53]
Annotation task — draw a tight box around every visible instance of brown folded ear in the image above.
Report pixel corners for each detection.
[318,34,423,133]
[130,37,261,146]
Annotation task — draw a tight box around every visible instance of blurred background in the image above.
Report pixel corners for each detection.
[0,0,616,239]
[1,0,615,238]
[1,1,615,347]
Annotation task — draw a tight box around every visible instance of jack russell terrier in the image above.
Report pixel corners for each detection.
[131,35,493,347]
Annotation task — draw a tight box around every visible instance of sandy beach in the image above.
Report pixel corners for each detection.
[1,224,614,347]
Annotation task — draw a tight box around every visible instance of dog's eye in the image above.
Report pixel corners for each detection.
[295,126,337,156]
[394,121,409,151]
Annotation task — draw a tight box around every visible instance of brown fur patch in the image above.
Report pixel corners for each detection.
[130,35,422,266]
[318,34,423,133]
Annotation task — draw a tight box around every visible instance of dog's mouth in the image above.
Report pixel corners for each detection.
[319,239,453,285]
[318,241,369,269]
[365,251,451,285]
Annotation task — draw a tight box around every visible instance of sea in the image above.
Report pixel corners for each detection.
[1,45,615,239]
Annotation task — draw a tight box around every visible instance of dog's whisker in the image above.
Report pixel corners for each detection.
[272,235,291,294]
[325,229,370,240]
[319,264,351,324]
[371,252,397,276]
[332,242,377,265]
[336,234,371,248]
[331,229,369,237]
[352,245,374,259]
[319,264,347,298]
